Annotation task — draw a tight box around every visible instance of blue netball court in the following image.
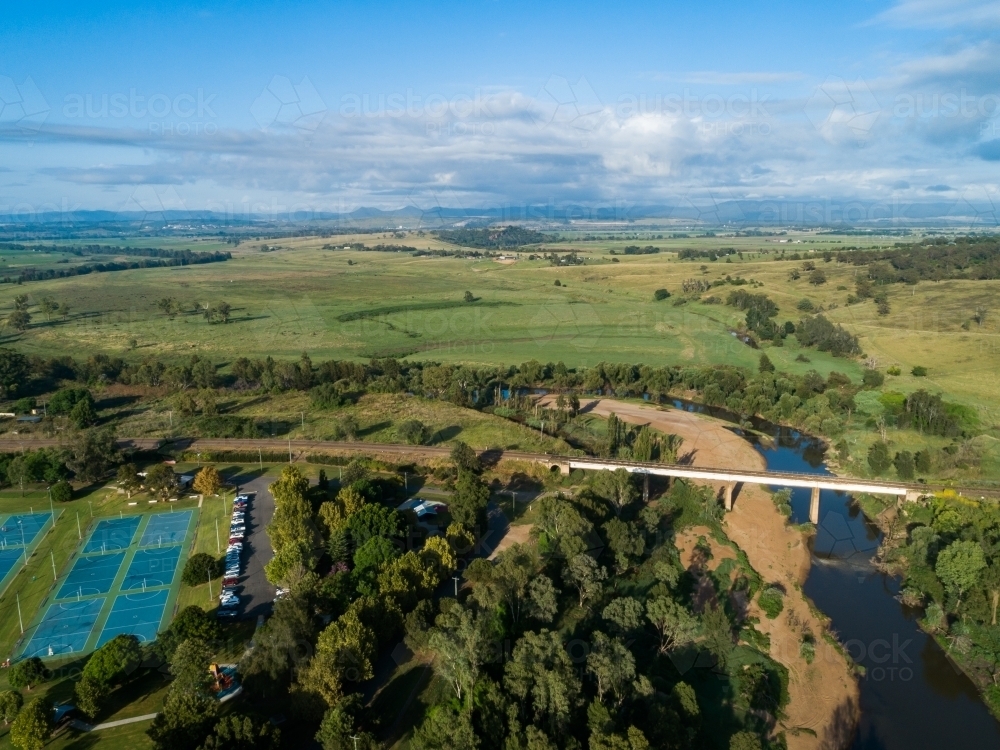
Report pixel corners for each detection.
[0,512,56,595]
[139,510,193,547]
[97,589,170,646]
[121,546,182,590]
[0,512,52,548]
[57,552,127,599]
[83,516,142,553]
[21,598,106,658]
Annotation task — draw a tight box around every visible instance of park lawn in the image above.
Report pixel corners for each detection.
[41,719,153,750]
[369,655,434,748]
[386,669,451,750]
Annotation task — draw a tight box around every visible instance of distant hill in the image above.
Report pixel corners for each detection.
[434,225,551,248]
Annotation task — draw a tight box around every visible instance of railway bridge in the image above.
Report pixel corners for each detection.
[540,456,927,524]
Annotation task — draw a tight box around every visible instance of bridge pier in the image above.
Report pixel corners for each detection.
[724,482,735,511]
[809,486,820,524]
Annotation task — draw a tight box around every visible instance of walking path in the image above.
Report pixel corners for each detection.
[70,712,158,732]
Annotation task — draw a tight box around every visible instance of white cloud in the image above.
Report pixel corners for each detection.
[875,0,1000,28]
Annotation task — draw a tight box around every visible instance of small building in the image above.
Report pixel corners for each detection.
[397,497,448,519]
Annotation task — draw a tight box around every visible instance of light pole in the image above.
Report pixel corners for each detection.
[16,592,23,633]
[215,519,220,554]
[76,512,81,540]
[51,550,57,580]
[350,736,361,750]
[452,576,460,597]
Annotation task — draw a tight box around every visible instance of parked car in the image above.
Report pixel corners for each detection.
[216,609,238,618]
[219,598,240,609]
[223,577,239,586]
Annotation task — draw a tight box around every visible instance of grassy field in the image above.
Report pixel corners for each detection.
[2,228,999,450]
[0,232,905,371]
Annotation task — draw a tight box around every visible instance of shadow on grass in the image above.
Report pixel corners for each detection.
[428,425,462,444]
[358,421,393,438]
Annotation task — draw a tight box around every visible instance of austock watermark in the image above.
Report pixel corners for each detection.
[0,74,50,135]
[62,88,218,137]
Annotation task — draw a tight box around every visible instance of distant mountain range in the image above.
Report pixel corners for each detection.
[0,200,996,231]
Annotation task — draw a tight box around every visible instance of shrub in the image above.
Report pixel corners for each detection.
[795,315,860,356]
[757,587,784,619]
[50,480,72,502]
[868,441,892,474]
[310,382,345,409]
[8,658,46,691]
[796,298,814,311]
[800,637,816,664]
[887,366,901,375]
[9,697,51,750]
[653,288,670,301]
[48,388,92,415]
[911,365,928,377]
[182,553,223,586]
[862,369,885,388]
[396,419,428,445]
[193,415,262,438]
[12,397,35,414]
[893,451,915,480]
[0,690,23,725]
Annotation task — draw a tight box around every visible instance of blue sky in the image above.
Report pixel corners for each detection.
[1,0,998,219]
